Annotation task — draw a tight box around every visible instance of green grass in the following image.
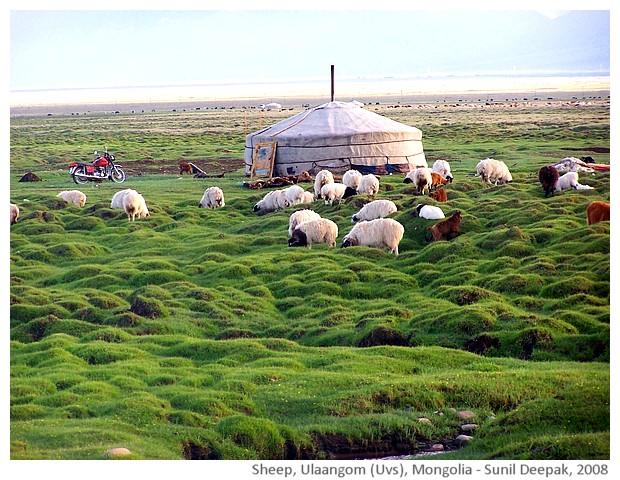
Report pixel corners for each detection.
[9,100,610,460]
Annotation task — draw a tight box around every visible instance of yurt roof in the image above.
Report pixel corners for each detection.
[248,101,422,145]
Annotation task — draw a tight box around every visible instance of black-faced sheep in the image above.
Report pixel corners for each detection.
[288,218,338,248]
[357,174,380,196]
[313,169,334,199]
[586,201,610,225]
[351,199,397,223]
[253,189,289,214]
[199,186,225,209]
[341,218,405,255]
[288,209,322,236]
[122,190,150,221]
[476,158,513,185]
[415,204,445,220]
[10,203,19,225]
[538,165,560,197]
[57,190,86,207]
[432,159,453,182]
[427,211,462,241]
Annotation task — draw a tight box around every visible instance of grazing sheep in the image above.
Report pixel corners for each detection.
[351,199,397,223]
[415,204,445,220]
[476,158,513,185]
[57,190,86,207]
[321,182,348,206]
[430,171,451,190]
[288,209,322,236]
[432,159,453,182]
[313,169,334,199]
[122,190,150,221]
[10,203,19,225]
[198,186,225,209]
[284,185,306,206]
[539,165,560,197]
[300,191,315,204]
[253,189,289,214]
[288,218,339,249]
[427,211,462,241]
[341,218,405,255]
[430,188,448,202]
[342,169,363,190]
[586,201,610,225]
[111,189,134,209]
[356,174,380,196]
[555,171,593,192]
[407,167,432,195]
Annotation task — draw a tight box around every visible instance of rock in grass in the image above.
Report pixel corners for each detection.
[457,410,475,421]
[455,435,473,444]
[461,423,478,432]
[104,447,132,458]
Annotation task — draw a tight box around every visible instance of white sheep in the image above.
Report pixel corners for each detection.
[404,167,432,195]
[321,182,348,206]
[199,186,225,209]
[415,204,445,220]
[253,189,289,214]
[122,189,149,221]
[432,159,453,182]
[342,169,363,190]
[288,218,338,249]
[274,189,290,210]
[351,199,397,223]
[476,158,513,185]
[313,169,335,199]
[288,209,322,236]
[555,171,594,192]
[57,190,86,207]
[284,185,305,206]
[111,189,134,209]
[357,174,380,196]
[300,191,315,204]
[10,203,19,225]
[342,218,405,255]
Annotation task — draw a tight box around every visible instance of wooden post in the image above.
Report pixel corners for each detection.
[331,65,335,102]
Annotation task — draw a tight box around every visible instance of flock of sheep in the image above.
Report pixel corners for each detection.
[9,156,609,256]
[250,159,466,255]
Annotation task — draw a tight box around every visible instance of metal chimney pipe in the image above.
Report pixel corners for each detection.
[331,65,334,102]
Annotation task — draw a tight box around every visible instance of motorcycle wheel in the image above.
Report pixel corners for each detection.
[72,169,90,185]
[110,168,126,183]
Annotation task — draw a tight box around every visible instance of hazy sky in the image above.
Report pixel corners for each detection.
[9,5,611,91]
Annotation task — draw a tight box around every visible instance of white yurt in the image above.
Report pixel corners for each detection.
[244,101,427,177]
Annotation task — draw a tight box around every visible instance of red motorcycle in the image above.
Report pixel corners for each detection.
[69,149,126,185]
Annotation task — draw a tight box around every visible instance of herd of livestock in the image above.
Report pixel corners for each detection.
[9,156,610,256]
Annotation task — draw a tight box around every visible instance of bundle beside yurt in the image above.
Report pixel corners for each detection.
[244,101,427,177]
